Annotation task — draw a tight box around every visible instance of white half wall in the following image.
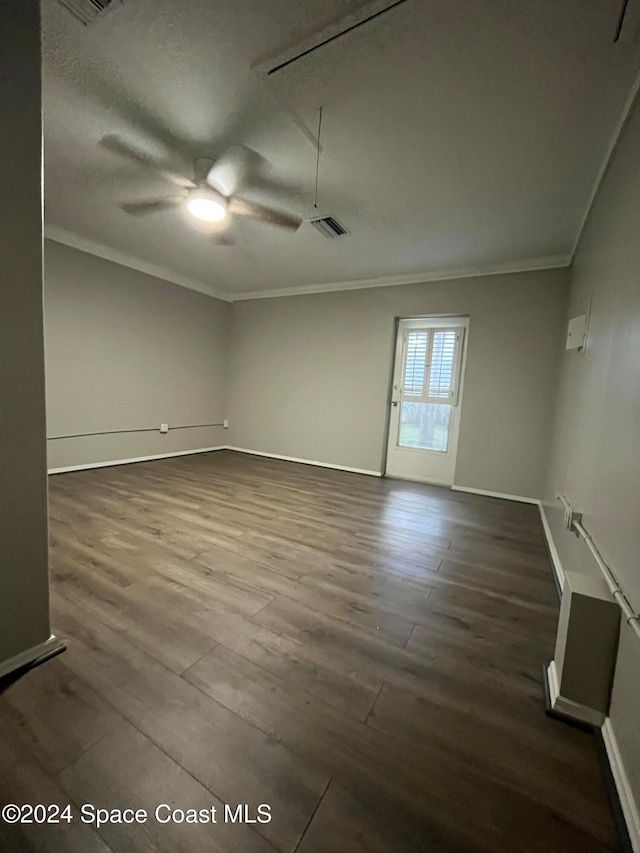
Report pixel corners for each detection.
[227,268,568,499]
[44,240,230,471]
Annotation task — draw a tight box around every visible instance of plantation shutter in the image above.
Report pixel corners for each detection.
[403,331,430,397]
[400,327,464,405]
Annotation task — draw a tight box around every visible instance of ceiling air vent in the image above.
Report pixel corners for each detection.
[310,216,349,239]
[57,0,122,26]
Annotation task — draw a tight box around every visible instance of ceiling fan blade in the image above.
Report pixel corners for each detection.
[228,197,302,231]
[101,135,195,189]
[120,197,182,216]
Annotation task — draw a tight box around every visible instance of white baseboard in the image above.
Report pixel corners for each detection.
[226,446,382,477]
[602,718,640,852]
[538,502,566,591]
[0,635,66,680]
[450,485,540,504]
[387,474,452,487]
[48,445,227,475]
[545,661,605,727]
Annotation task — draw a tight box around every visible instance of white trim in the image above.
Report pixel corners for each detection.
[48,446,227,475]
[602,718,640,853]
[545,661,605,728]
[387,474,452,487]
[399,315,470,328]
[571,68,640,261]
[538,502,566,591]
[226,255,570,302]
[45,225,229,302]
[450,485,540,505]
[48,445,381,476]
[226,446,382,477]
[45,226,570,303]
[40,70,640,305]
[0,635,66,681]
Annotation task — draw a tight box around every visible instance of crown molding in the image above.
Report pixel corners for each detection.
[44,225,231,302]
[222,254,571,302]
[45,225,569,304]
[44,224,569,304]
[42,52,640,304]
[571,66,640,262]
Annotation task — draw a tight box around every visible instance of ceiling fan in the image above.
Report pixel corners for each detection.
[100,135,303,239]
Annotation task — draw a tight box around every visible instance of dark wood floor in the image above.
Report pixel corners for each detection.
[0,450,619,852]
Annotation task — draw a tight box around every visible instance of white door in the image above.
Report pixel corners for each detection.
[385,317,468,486]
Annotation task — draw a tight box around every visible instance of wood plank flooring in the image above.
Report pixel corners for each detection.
[0,450,620,852]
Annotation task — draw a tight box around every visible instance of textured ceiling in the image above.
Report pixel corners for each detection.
[42,0,640,299]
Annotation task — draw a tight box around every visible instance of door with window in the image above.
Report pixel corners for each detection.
[385,317,468,486]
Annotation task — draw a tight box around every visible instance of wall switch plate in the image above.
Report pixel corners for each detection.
[160,423,169,434]
[223,419,229,429]
[566,314,587,351]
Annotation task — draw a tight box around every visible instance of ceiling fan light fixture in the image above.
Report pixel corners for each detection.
[187,189,227,222]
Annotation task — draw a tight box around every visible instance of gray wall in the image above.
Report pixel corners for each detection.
[44,241,230,470]
[0,2,52,663]
[228,268,568,498]
[544,94,640,811]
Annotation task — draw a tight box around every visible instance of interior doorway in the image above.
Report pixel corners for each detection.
[385,316,469,486]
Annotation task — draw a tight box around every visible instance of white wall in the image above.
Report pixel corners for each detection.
[227,268,568,498]
[44,241,230,471]
[544,92,640,823]
[0,1,52,665]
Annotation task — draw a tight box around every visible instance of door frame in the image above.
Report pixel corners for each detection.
[381,314,470,484]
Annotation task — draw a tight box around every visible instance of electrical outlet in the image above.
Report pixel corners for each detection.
[223,419,229,429]
[160,423,169,434]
